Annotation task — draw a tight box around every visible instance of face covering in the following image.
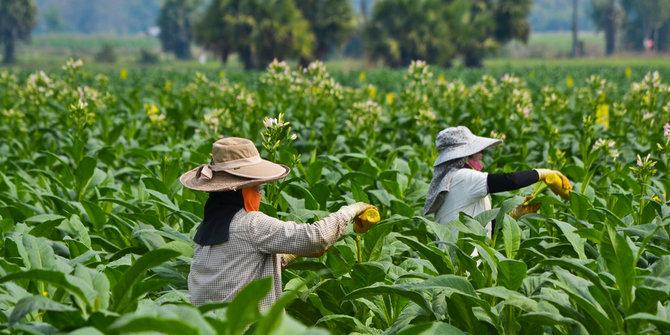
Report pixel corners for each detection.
[242,187,261,212]
[466,158,483,171]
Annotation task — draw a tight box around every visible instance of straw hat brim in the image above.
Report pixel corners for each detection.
[179,161,290,192]
[434,136,502,166]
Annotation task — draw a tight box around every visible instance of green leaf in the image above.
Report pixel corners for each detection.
[24,214,66,224]
[502,218,521,259]
[110,304,215,335]
[226,277,273,335]
[0,270,89,309]
[570,192,592,220]
[497,259,527,291]
[599,226,636,311]
[396,236,452,274]
[551,219,587,260]
[9,295,77,325]
[551,268,613,333]
[75,156,97,198]
[81,200,108,228]
[397,321,465,335]
[111,248,180,312]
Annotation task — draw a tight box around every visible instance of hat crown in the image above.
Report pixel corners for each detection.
[212,137,259,163]
[436,126,474,151]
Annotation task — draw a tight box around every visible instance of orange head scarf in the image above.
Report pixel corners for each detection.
[242,187,261,212]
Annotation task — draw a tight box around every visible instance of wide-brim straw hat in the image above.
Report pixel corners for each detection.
[180,137,290,192]
[433,126,502,166]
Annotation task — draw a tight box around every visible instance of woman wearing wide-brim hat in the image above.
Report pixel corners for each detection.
[181,137,373,308]
[424,126,572,236]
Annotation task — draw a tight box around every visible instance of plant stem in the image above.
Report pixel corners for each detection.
[355,235,363,263]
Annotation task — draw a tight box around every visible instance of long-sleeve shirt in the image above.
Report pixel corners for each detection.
[187,203,367,309]
[435,169,538,235]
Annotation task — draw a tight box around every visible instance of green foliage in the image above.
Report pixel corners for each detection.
[194,0,315,69]
[621,0,670,51]
[1,60,670,334]
[94,44,117,63]
[364,0,532,68]
[0,0,37,64]
[157,0,198,60]
[294,0,356,62]
[137,48,160,64]
[591,0,624,55]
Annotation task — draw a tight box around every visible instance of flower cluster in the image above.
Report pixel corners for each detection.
[593,138,620,159]
[144,103,166,127]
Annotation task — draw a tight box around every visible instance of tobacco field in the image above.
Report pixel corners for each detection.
[1,59,669,334]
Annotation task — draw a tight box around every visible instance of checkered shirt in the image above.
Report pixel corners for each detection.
[188,203,367,309]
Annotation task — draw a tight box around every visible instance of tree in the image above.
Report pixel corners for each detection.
[157,0,198,60]
[364,0,456,67]
[621,0,670,52]
[0,0,37,64]
[295,0,355,63]
[194,0,314,69]
[364,0,530,68]
[591,0,623,55]
[571,0,579,57]
[629,0,670,52]
[457,0,532,67]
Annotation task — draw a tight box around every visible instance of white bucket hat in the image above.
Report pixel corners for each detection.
[433,126,502,166]
[179,137,290,192]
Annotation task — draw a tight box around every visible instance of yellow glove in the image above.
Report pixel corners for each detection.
[535,169,572,199]
[354,205,381,234]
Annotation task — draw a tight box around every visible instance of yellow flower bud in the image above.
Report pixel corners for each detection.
[119,68,128,80]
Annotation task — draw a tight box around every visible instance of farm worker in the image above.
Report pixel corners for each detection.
[179,137,374,308]
[424,126,571,236]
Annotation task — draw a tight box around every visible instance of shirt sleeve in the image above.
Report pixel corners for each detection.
[452,168,489,200]
[486,170,539,193]
[245,203,367,256]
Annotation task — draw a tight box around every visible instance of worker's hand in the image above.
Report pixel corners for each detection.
[353,204,380,234]
[510,195,541,219]
[536,169,572,199]
[280,249,327,267]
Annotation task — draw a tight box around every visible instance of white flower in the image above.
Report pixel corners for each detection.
[664,122,670,138]
[290,133,298,141]
[264,117,278,128]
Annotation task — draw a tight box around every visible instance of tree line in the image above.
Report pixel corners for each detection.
[163,0,532,68]
[1,0,670,66]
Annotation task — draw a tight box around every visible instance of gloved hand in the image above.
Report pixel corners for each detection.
[510,195,541,219]
[353,204,380,234]
[535,169,572,199]
[280,249,327,267]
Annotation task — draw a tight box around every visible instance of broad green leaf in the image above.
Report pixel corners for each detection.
[478,286,537,311]
[599,226,636,311]
[396,236,452,274]
[0,270,89,309]
[110,304,215,335]
[502,217,521,259]
[9,295,76,325]
[75,156,97,198]
[497,259,527,291]
[397,321,465,335]
[111,248,180,312]
[551,219,587,260]
[226,277,273,335]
